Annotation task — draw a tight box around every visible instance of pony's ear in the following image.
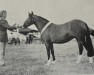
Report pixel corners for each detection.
[28,12,31,17]
[28,12,30,15]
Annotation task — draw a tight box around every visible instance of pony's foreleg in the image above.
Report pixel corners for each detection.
[50,43,56,64]
[45,43,51,65]
[76,39,83,63]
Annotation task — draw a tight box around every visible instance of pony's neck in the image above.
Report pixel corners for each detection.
[34,15,49,32]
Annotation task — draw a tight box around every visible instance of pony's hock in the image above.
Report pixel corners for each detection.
[23,11,94,64]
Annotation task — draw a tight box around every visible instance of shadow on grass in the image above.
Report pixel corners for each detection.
[0,57,49,75]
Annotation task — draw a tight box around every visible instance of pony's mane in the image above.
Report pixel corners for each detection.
[35,15,49,22]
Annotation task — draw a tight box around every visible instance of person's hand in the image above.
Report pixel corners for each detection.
[12,23,17,29]
[12,26,17,30]
[13,23,16,26]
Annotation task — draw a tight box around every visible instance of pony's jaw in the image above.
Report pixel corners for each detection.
[23,23,29,28]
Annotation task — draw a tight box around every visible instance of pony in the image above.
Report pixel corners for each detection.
[23,12,94,65]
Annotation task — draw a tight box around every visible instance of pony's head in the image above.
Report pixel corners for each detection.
[23,11,35,28]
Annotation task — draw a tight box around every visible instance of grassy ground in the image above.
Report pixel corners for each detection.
[0,40,94,75]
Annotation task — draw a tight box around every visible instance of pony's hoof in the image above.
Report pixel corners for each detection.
[0,62,5,66]
[46,59,51,66]
[52,60,56,64]
[89,61,93,63]
[89,62,93,64]
[76,61,80,64]
[45,63,50,66]
[89,57,93,63]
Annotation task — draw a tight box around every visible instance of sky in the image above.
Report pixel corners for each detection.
[0,0,94,29]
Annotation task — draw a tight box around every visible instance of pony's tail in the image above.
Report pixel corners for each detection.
[85,24,94,57]
[86,35,94,57]
[89,28,94,36]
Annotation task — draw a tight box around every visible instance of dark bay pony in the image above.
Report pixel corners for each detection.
[23,12,94,65]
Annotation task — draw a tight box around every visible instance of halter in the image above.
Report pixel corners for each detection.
[41,22,51,35]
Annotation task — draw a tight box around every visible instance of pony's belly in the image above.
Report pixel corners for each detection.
[51,35,74,43]
[53,38,73,43]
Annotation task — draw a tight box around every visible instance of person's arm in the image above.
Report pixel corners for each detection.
[0,20,16,31]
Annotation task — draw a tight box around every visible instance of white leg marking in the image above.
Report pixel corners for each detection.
[52,60,56,64]
[46,59,51,66]
[76,55,82,63]
[89,57,93,63]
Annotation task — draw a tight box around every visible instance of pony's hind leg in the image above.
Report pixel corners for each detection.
[76,38,83,63]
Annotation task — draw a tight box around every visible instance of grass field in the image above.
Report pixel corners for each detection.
[0,40,94,75]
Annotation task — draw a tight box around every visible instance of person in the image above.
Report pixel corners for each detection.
[0,10,16,66]
[16,36,20,45]
[28,34,33,44]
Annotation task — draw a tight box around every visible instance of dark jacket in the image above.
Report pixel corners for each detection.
[0,20,16,42]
